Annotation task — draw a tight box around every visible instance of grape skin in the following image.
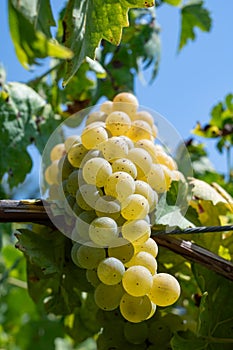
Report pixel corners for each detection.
[122,219,151,243]
[149,273,181,306]
[121,194,149,220]
[120,294,152,323]
[94,283,124,311]
[104,171,135,202]
[105,110,131,136]
[82,157,112,187]
[97,257,125,285]
[89,216,119,247]
[122,265,153,297]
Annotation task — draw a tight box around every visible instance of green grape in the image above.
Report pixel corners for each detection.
[112,158,137,179]
[64,134,81,152]
[125,251,157,275]
[82,157,112,187]
[94,282,124,311]
[147,164,169,193]
[89,216,118,247]
[58,154,74,180]
[98,136,128,162]
[71,242,82,267]
[154,150,177,171]
[108,241,135,264]
[76,189,93,211]
[113,92,139,117]
[74,244,106,269]
[122,219,151,243]
[100,100,113,114]
[66,170,79,196]
[134,180,158,212]
[86,268,101,287]
[67,142,88,168]
[81,122,108,149]
[126,120,153,142]
[97,257,125,285]
[124,321,149,345]
[148,319,172,346]
[121,194,149,220]
[95,195,121,220]
[120,293,152,323]
[86,111,107,125]
[127,148,152,179]
[149,273,181,306]
[64,194,76,216]
[104,171,135,202]
[134,238,158,258]
[50,143,66,161]
[105,110,131,136]
[122,265,152,297]
[132,110,154,127]
[44,160,59,185]
[77,184,103,210]
[72,210,97,241]
[147,301,156,320]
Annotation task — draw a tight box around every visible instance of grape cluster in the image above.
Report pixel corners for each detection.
[44,92,182,328]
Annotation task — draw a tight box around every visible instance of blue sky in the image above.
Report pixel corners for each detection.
[0,0,232,177]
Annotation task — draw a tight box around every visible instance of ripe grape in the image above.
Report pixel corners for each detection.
[147,163,168,193]
[108,241,135,264]
[122,219,151,243]
[105,110,131,136]
[121,194,149,220]
[89,216,118,247]
[111,158,137,179]
[68,142,88,168]
[94,282,124,311]
[113,92,139,116]
[99,136,128,162]
[50,143,66,161]
[86,111,107,125]
[100,100,113,114]
[132,110,154,127]
[72,244,106,269]
[149,273,181,306]
[126,120,153,142]
[127,148,152,179]
[120,294,152,323]
[104,171,135,202]
[122,265,152,297]
[134,180,158,212]
[44,160,59,185]
[86,268,101,287]
[82,157,112,187]
[97,257,125,285]
[125,251,157,275]
[134,238,158,258]
[81,122,108,149]
[64,135,81,152]
[72,210,96,241]
[95,195,121,220]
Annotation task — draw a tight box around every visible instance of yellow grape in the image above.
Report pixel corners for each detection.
[97,257,125,285]
[125,251,157,275]
[126,120,152,142]
[85,111,107,125]
[149,273,181,307]
[104,171,135,202]
[82,157,112,187]
[64,135,81,152]
[121,219,151,243]
[95,195,121,220]
[89,216,118,247]
[81,122,108,149]
[122,265,152,296]
[127,148,152,179]
[50,143,66,162]
[131,110,154,127]
[147,164,168,193]
[98,136,128,162]
[113,92,139,117]
[121,194,149,220]
[112,158,137,179]
[94,282,124,311]
[105,111,131,136]
[120,294,152,323]
[77,184,103,210]
[68,142,88,168]
[108,241,135,264]
[44,160,59,185]
[134,180,158,212]
[74,245,106,269]
[135,139,157,163]
[134,238,158,258]
[100,100,113,114]
[155,151,177,170]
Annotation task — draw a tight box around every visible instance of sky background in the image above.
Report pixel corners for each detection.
[0,0,233,192]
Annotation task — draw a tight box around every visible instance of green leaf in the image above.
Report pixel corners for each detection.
[164,0,182,6]
[62,0,155,86]
[179,0,212,50]
[8,0,73,69]
[171,330,207,350]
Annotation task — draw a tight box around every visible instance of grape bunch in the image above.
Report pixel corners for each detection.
[44,92,182,328]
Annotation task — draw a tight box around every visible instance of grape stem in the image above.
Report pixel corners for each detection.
[0,199,233,281]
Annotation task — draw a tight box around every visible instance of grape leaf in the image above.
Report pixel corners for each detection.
[0,82,60,188]
[8,0,73,69]
[179,0,212,50]
[164,0,182,5]
[62,0,155,86]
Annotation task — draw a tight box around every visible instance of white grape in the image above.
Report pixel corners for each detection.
[112,92,139,116]
[50,143,66,162]
[126,120,152,142]
[134,180,158,212]
[105,111,131,136]
[68,142,88,168]
[122,265,152,297]
[112,158,137,179]
[89,216,118,247]
[98,136,128,162]
[81,122,108,149]
[108,241,135,264]
[82,157,112,187]
[127,148,152,179]
[149,273,181,306]
[95,195,121,220]
[64,135,81,152]
[121,194,149,220]
[97,257,125,285]
[134,238,158,258]
[120,294,152,323]
[104,171,135,202]
[74,245,106,269]
[121,219,151,243]
[94,283,124,311]
[125,251,157,275]
[86,111,107,125]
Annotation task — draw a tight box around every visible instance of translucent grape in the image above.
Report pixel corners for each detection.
[105,111,131,136]
[149,273,181,306]
[135,139,158,163]
[94,282,124,311]
[81,122,108,149]
[78,184,103,209]
[82,157,112,187]
[134,238,158,258]
[104,171,135,202]
[120,294,152,323]
[64,135,81,152]
[95,195,121,220]
[121,194,149,220]
[124,321,149,345]
[85,111,107,125]
[50,143,66,162]
[122,265,152,296]
[112,158,137,179]
[72,210,97,241]
[147,164,168,193]
[108,241,135,264]
[100,100,113,114]
[160,164,173,190]
[99,136,128,162]
[119,135,134,149]
[155,150,177,170]
[121,220,151,243]
[74,244,106,269]
[113,92,139,117]
[89,217,118,247]
[58,154,74,180]
[134,180,158,212]
[125,251,157,275]
[126,120,152,142]
[68,142,88,168]
[44,160,59,185]
[127,148,152,179]
[132,110,154,127]
[97,257,125,285]
[64,194,76,216]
